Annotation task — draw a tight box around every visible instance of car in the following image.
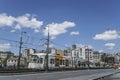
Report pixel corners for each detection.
[118,67,120,69]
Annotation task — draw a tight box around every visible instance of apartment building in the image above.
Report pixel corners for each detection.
[0,51,14,59]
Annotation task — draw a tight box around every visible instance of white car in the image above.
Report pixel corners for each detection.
[118,67,120,69]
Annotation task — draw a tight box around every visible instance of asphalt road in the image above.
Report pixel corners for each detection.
[0,69,117,80]
[103,72,120,80]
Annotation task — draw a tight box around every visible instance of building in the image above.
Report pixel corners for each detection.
[7,56,26,69]
[114,54,120,64]
[71,44,86,68]
[0,51,14,68]
[7,57,18,69]
[93,51,101,62]
[55,49,64,67]
[22,49,36,66]
[0,51,14,59]
[93,51,102,67]
[85,48,94,67]
[0,58,5,68]
[22,48,36,58]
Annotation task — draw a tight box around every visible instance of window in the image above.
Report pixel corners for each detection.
[78,61,81,66]
[74,53,76,56]
[40,58,43,64]
[74,51,76,54]
[63,60,65,65]
[55,59,59,66]
[65,60,69,66]
[77,52,79,57]
[74,52,76,56]
[69,60,72,64]
[33,58,37,63]
[60,60,62,65]
[37,60,39,63]
[50,59,54,64]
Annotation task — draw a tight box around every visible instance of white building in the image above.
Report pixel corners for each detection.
[114,54,120,64]
[0,51,14,59]
[7,57,26,69]
[93,51,101,62]
[7,57,18,68]
[22,48,36,58]
[71,44,86,68]
[93,51,102,67]
[85,48,94,65]
[22,48,36,66]
[28,53,55,70]
[80,48,86,60]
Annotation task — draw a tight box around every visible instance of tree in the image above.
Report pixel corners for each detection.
[3,57,8,67]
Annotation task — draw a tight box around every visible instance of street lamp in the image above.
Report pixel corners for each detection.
[17,31,26,69]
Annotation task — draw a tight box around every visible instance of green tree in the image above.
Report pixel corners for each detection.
[3,58,8,67]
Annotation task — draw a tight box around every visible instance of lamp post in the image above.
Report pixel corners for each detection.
[17,31,26,69]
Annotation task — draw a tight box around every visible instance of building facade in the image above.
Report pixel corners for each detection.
[0,51,14,59]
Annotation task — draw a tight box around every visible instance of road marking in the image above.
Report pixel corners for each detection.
[0,76,12,78]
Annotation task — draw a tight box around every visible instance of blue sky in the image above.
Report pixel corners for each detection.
[0,0,120,55]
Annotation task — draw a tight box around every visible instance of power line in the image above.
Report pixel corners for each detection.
[0,37,45,47]
[0,37,19,43]
[0,28,46,42]
[0,28,20,35]
[50,41,67,49]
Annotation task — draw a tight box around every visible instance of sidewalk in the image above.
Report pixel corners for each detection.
[59,69,120,80]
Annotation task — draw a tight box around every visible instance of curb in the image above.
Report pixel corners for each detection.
[92,71,120,80]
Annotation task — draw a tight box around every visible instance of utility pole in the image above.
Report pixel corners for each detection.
[86,46,90,70]
[17,31,26,69]
[88,48,90,70]
[45,27,49,71]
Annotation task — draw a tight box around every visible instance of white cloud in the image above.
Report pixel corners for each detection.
[49,44,55,48]
[76,44,85,48]
[70,31,79,35]
[105,43,115,50]
[43,21,76,39]
[10,30,16,32]
[34,29,40,33]
[0,13,15,27]
[93,30,120,40]
[0,43,11,50]
[87,45,93,49]
[16,14,43,29]
[0,13,43,32]
[14,24,21,29]
[98,49,104,53]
